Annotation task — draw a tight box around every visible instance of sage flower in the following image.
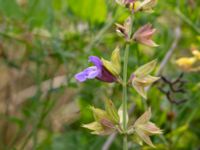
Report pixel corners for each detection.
[75,48,121,83]
[82,99,120,135]
[130,108,162,147]
[129,60,160,99]
[133,23,158,47]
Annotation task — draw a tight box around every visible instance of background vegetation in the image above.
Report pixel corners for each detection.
[0,0,199,149]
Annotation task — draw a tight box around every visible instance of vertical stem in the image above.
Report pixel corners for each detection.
[122,16,133,150]
[122,44,130,150]
[122,44,130,130]
[123,135,128,150]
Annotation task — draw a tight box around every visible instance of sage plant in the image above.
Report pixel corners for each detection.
[75,0,162,149]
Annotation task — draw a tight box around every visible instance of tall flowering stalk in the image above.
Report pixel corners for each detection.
[75,0,162,149]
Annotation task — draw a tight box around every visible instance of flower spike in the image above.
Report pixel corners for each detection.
[133,23,158,47]
[129,59,160,99]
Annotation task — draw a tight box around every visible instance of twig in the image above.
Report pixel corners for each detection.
[159,88,187,105]
[161,75,185,93]
[101,27,181,150]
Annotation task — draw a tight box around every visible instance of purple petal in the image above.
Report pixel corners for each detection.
[89,56,117,83]
[84,66,100,79]
[75,72,87,82]
[89,56,103,70]
[75,66,99,82]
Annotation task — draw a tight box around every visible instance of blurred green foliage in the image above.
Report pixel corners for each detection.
[0,0,200,150]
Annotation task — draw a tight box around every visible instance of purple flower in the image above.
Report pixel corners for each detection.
[75,56,117,83]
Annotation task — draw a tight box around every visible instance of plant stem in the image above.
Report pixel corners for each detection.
[122,44,129,130]
[122,15,133,150]
[123,135,128,150]
[122,43,130,150]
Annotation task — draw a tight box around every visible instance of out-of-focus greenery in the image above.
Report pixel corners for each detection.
[0,0,199,150]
